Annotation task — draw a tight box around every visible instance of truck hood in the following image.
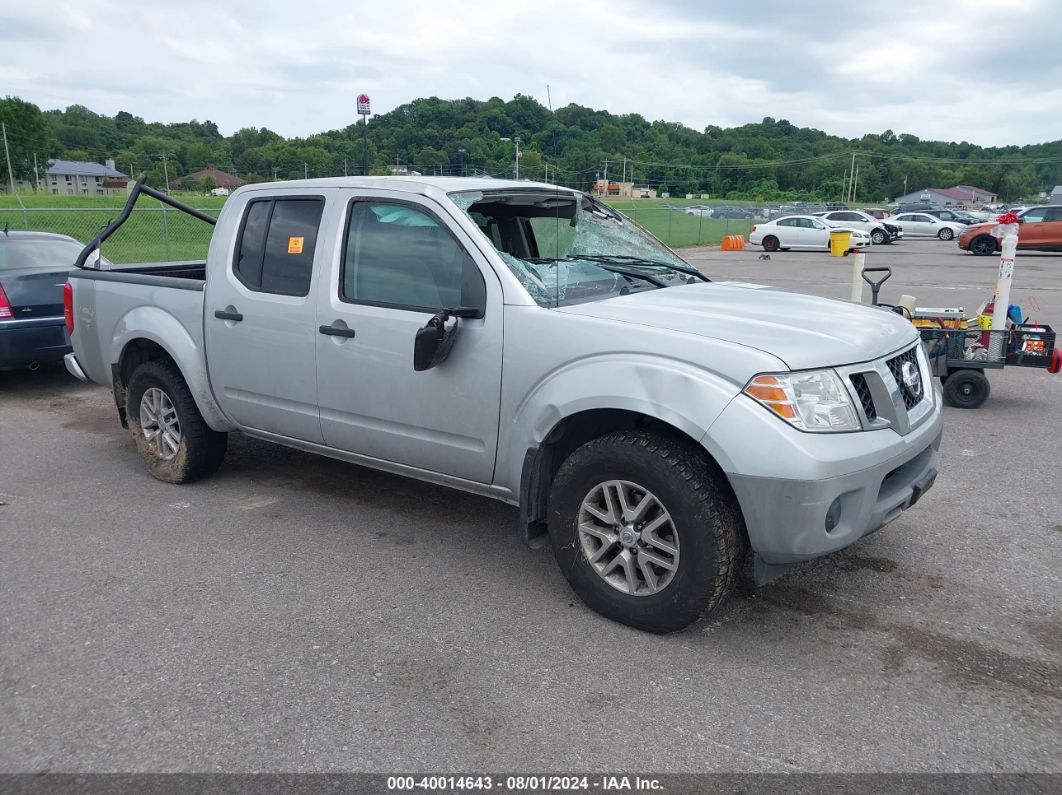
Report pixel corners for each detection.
[555,281,918,370]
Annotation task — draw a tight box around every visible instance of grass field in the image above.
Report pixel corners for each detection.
[0,192,754,262]
[0,193,221,263]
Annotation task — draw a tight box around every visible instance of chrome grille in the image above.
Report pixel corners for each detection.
[886,347,924,410]
[850,373,876,421]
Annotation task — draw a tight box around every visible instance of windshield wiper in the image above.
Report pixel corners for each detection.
[526,256,667,289]
[563,254,708,282]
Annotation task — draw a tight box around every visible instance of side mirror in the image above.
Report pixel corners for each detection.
[413,307,480,372]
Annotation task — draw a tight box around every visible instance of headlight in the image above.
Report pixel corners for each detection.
[743,369,860,432]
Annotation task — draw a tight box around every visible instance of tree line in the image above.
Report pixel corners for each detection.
[2,93,1060,202]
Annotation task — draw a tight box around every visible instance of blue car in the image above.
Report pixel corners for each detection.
[0,231,99,371]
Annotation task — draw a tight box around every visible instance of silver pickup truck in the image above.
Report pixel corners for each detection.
[65,177,942,632]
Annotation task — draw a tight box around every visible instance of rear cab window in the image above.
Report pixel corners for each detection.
[234,197,324,296]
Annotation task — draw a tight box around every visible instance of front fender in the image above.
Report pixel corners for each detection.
[111,306,235,432]
[499,352,742,494]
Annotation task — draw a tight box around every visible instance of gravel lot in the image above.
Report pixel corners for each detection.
[1,239,1059,773]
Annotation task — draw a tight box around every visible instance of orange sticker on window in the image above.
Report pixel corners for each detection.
[287,236,305,254]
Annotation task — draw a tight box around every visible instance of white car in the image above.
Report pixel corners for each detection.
[684,205,713,217]
[749,215,871,252]
[885,212,966,240]
[813,210,901,245]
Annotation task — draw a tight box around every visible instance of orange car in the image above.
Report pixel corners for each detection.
[958,205,1062,255]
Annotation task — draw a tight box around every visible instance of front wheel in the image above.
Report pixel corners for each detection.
[126,359,228,483]
[943,369,990,409]
[547,430,746,633]
[970,235,997,256]
[938,227,955,241]
[870,229,887,245]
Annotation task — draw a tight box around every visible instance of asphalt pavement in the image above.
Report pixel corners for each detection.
[1,239,1059,774]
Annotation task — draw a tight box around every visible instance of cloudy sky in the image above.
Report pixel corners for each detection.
[3,0,1060,146]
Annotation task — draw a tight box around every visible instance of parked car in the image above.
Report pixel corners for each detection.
[683,205,713,217]
[0,231,105,371]
[711,206,754,219]
[749,215,872,251]
[862,208,890,220]
[958,205,1062,255]
[921,209,977,225]
[814,210,902,244]
[65,177,941,633]
[885,212,967,240]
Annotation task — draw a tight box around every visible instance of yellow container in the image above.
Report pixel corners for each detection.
[829,229,852,257]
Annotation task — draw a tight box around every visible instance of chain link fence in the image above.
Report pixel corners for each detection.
[0,205,219,264]
[2,200,837,260]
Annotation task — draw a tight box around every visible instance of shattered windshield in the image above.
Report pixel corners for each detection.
[451,189,705,308]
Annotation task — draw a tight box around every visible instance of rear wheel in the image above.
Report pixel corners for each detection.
[547,429,746,633]
[970,235,997,256]
[938,227,955,241]
[942,369,990,409]
[762,236,780,252]
[126,359,228,483]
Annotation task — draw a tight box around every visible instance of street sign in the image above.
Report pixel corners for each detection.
[357,94,371,115]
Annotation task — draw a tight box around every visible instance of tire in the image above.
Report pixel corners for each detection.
[970,235,997,256]
[761,236,780,252]
[125,359,228,483]
[870,228,887,245]
[938,227,955,241]
[942,369,990,409]
[547,429,746,633]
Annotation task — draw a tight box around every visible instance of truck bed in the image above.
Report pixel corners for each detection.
[67,261,209,398]
[74,260,206,290]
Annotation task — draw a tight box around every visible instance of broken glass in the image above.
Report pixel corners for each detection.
[451,189,699,308]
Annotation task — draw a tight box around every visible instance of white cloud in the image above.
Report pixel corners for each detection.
[1,0,1058,145]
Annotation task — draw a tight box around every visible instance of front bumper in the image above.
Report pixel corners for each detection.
[706,384,944,566]
[0,319,70,369]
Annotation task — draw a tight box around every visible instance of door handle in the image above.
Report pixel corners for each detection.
[214,309,243,322]
[319,324,356,338]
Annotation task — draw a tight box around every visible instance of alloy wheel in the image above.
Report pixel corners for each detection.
[577,480,680,596]
[139,387,181,460]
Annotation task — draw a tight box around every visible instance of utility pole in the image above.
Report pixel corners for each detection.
[272,166,279,181]
[3,122,17,194]
[622,156,626,184]
[343,158,347,177]
[903,175,908,197]
[602,158,608,196]
[159,153,171,193]
[33,153,40,191]
[304,162,308,179]
[848,152,856,203]
[841,169,847,203]
[515,137,520,179]
[852,163,859,204]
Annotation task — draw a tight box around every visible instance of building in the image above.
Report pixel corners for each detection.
[892,185,997,207]
[46,159,128,196]
[1050,185,1062,205]
[180,164,246,191]
[591,180,656,199]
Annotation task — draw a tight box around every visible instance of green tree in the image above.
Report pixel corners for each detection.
[0,96,52,182]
